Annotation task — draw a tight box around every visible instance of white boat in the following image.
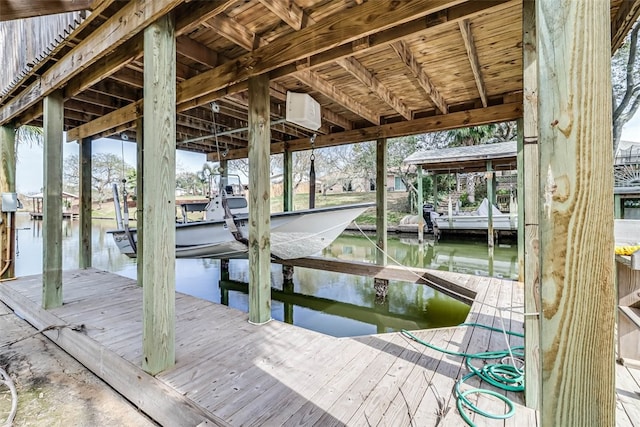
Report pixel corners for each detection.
[108,191,372,260]
[431,198,517,233]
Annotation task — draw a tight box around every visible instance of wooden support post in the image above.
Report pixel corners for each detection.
[0,125,16,280]
[373,277,389,304]
[42,91,64,309]
[248,73,272,325]
[220,258,230,280]
[417,165,424,244]
[537,1,614,424]
[282,265,294,281]
[283,148,293,212]
[220,258,230,305]
[433,173,438,205]
[283,278,294,325]
[486,160,494,247]
[517,119,524,281]
[79,137,92,269]
[523,0,541,408]
[142,14,176,375]
[136,117,144,287]
[376,137,387,264]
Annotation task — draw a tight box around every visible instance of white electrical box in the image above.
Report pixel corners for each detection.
[2,193,18,212]
[286,92,322,131]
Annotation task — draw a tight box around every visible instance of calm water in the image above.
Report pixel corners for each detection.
[13,213,517,337]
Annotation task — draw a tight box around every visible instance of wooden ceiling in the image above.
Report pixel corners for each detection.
[0,0,638,160]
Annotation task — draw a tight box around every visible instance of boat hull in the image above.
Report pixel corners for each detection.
[108,203,372,260]
[432,213,518,232]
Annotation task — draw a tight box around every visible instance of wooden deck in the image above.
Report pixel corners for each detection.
[0,268,638,426]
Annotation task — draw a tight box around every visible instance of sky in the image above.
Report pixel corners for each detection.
[16,134,207,194]
[14,113,640,194]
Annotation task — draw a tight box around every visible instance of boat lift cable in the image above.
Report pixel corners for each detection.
[308,134,316,209]
[351,220,532,425]
[119,137,136,253]
[210,102,247,246]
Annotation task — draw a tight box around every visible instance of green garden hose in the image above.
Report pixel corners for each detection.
[401,323,525,426]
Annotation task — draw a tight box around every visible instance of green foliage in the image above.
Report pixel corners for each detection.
[459,191,470,207]
[624,198,640,208]
[475,180,487,201]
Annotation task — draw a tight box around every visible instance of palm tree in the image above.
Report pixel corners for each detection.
[446,125,496,147]
[15,125,44,156]
[197,162,218,197]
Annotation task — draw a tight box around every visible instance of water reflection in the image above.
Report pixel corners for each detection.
[10,213,518,337]
[322,233,519,280]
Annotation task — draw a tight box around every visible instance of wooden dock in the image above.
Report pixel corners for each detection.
[1,268,638,426]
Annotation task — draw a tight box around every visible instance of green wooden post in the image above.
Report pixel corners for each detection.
[376,137,387,265]
[283,148,293,212]
[142,14,176,375]
[0,125,16,280]
[79,137,92,269]
[538,0,614,424]
[248,73,272,325]
[136,117,144,287]
[523,0,541,409]
[614,194,622,219]
[417,165,424,244]
[42,91,64,309]
[486,160,494,247]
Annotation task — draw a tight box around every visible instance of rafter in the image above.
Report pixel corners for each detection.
[390,40,448,114]
[0,0,184,125]
[336,56,411,120]
[178,0,462,105]
[176,36,218,67]
[65,1,512,141]
[458,19,487,107]
[0,0,94,21]
[0,0,117,102]
[203,15,263,51]
[320,109,354,131]
[295,70,379,125]
[612,0,640,53]
[174,0,239,37]
[258,0,304,30]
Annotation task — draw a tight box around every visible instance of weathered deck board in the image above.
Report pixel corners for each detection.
[0,268,637,426]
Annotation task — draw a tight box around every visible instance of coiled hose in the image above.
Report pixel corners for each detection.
[401,323,525,426]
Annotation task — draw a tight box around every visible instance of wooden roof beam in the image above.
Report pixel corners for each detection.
[178,0,466,105]
[67,0,508,140]
[174,0,239,37]
[258,0,304,31]
[0,0,184,125]
[0,0,243,126]
[320,108,354,131]
[612,0,640,53]
[390,40,448,114]
[458,19,488,107]
[336,56,412,120]
[0,0,116,103]
[176,36,218,68]
[294,70,380,125]
[202,15,264,51]
[0,0,94,21]
[207,102,523,161]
